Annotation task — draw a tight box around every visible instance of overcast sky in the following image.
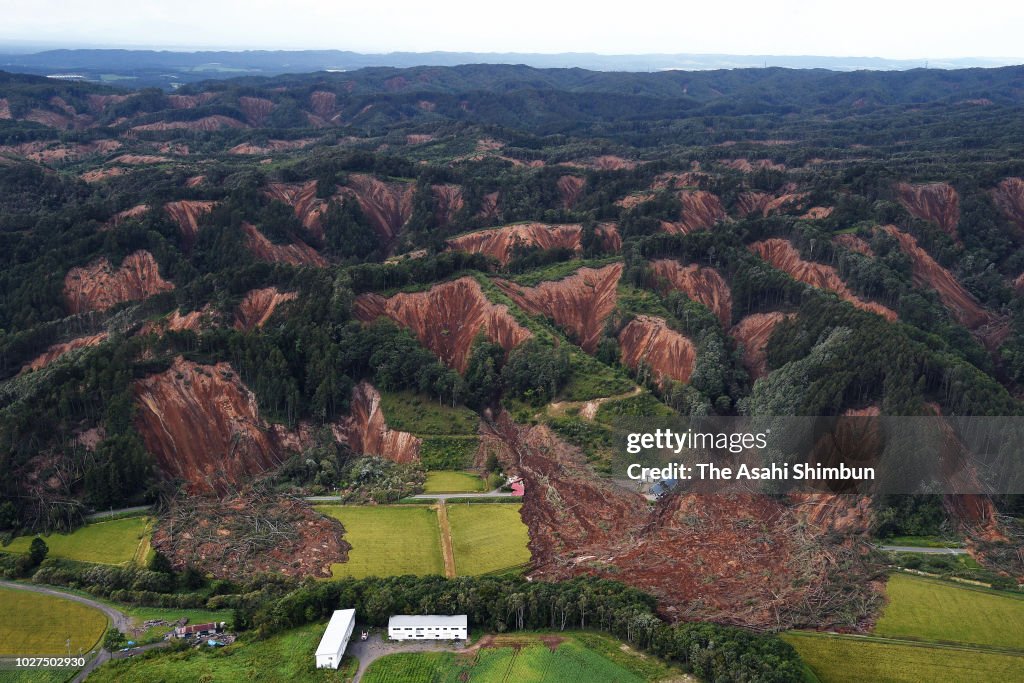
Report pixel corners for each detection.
[2,0,1022,59]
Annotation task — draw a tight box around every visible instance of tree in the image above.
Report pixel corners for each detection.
[103,628,126,651]
[148,550,174,574]
[28,537,48,566]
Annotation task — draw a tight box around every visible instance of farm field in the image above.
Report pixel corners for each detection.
[315,505,444,578]
[88,622,357,682]
[0,587,107,657]
[875,574,1024,649]
[424,471,486,493]
[362,633,676,682]
[119,605,233,644]
[0,516,152,566]
[448,504,530,575]
[782,632,1024,683]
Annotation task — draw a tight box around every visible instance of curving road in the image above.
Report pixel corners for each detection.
[0,580,171,681]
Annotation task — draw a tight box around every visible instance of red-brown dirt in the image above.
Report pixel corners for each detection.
[482,415,877,628]
[749,239,897,320]
[185,175,206,188]
[615,192,656,209]
[651,171,708,190]
[495,263,622,353]
[431,184,465,227]
[234,287,298,331]
[564,155,637,171]
[802,206,834,220]
[166,93,217,109]
[21,333,109,373]
[110,154,169,165]
[332,382,421,463]
[132,115,246,132]
[447,223,620,266]
[722,158,786,173]
[80,167,128,183]
[735,191,807,217]
[340,173,414,242]
[0,98,11,120]
[731,312,795,379]
[238,96,275,126]
[406,134,434,145]
[896,182,960,239]
[660,191,727,234]
[479,191,501,222]
[649,259,732,327]
[133,357,287,493]
[353,277,531,372]
[229,139,313,155]
[64,250,174,314]
[309,91,338,119]
[992,178,1024,232]
[138,308,214,336]
[879,226,990,329]
[163,200,217,242]
[618,315,697,384]
[151,489,348,579]
[106,204,150,229]
[1015,273,1024,294]
[557,175,586,208]
[834,233,875,257]
[264,181,328,238]
[241,222,327,267]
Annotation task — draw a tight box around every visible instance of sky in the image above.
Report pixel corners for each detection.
[2,0,1022,60]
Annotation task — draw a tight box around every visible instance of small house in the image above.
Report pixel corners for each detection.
[388,615,467,641]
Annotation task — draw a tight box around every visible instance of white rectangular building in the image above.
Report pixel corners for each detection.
[315,609,356,669]
[388,614,468,640]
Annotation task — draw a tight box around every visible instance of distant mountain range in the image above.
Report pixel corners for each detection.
[0,48,1018,89]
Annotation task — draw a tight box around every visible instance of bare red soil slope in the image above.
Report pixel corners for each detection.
[341,173,414,242]
[833,233,874,257]
[106,204,150,229]
[879,226,990,329]
[264,181,328,238]
[242,223,327,267]
[447,223,619,266]
[483,416,876,628]
[432,184,465,227]
[557,175,586,208]
[164,200,217,243]
[333,382,421,463]
[618,315,697,384]
[495,263,623,353]
[353,277,531,372]
[234,287,298,331]
[64,250,174,314]
[992,178,1024,232]
[138,308,214,336]
[897,182,960,238]
[749,239,896,320]
[21,333,109,373]
[649,259,732,327]
[660,191,726,234]
[133,358,287,493]
[731,312,795,379]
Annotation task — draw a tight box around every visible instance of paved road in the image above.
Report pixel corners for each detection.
[346,632,468,682]
[85,505,151,521]
[0,580,133,682]
[876,544,967,555]
[305,490,519,503]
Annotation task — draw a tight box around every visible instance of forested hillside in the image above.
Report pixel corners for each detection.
[1,63,1022,627]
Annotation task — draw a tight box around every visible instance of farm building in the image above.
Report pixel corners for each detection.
[174,622,225,639]
[315,609,356,670]
[388,614,468,640]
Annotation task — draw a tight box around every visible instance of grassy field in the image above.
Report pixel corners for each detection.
[0,517,152,566]
[379,391,479,435]
[88,622,358,682]
[875,574,1024,649]
[783,633,1024,683]
[363,633,674,682]
[316,506,444,578]
[882,535,963,548]
[424,471,486,493]
[0,587,108,657]
[448,504,530,575]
